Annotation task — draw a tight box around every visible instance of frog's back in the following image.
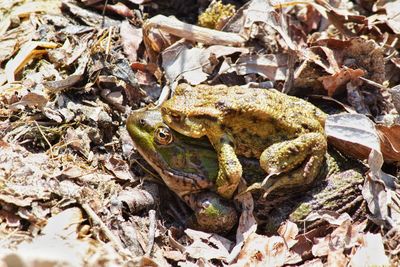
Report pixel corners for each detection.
[178,84,326,134]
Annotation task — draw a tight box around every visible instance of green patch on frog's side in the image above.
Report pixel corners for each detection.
[157,139,219,182]
[256,148,367,233]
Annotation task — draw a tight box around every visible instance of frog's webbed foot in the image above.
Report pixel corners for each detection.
[214,137,242,199]
[259,132,327,195]
[183,192,238,233]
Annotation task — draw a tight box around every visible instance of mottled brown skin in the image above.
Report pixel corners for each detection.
[161,84,327,199]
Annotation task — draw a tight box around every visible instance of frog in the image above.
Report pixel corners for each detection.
[161,84,328,199]
[127,107,240,233]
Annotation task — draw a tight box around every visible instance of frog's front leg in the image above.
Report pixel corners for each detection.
[259,132,327,195]
[210,133,242,199]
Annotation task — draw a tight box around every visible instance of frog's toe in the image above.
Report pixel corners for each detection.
[216,165,242,198]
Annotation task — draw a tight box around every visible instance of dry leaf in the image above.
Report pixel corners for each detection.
[1,208,91,267]
[362,149,400,227]
[350,233,390,266]
[243,0,296,50]
[9,92,48,111]
[325,113,379,160]
[5,41,58,83]
[319,68,365,96]
[304,211,352,226]
[326,113,400,231]
[117,185,158,214]
[232,233,288,267]
[184,229,232,261]
[377,124,400,162]
[277,221,298,248]
[11,1,61,17]
[102,154,136,181]
[162,43,208,85]
[120,21,142,63]
[227,54,288,81]
[382,2,400,34]
[229,189,257,263]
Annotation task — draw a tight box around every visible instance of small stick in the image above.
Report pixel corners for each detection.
[144,15,247,47]
[145,209,156,256]
[82,203,125,252]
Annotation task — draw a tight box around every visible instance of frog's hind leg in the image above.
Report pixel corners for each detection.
[259,132,327,195]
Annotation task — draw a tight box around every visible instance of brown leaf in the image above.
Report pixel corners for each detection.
[0,208,93,267]
[232,233,290,267]
[117,184,159,214]
[9,92,48,111]
[120,21,143,63]
[11,1,61,17]
[94,3,135,18]
[326,114,400,228]
[376,124,400,161]
[300,258,324,267]
[311,220,364,258]
[184,229,232,261]
[102,154,136,181]
[326,248,348,267]
[389,85,400,114]
[277,221,298,248]
[243,0,296,50]
[319,68,365,96]
[363,148,400,228]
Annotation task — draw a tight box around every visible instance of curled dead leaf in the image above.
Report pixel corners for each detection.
[5,41,58,83]
[319,68,365,96]
[376,124,400,162]
[9,92,48,111]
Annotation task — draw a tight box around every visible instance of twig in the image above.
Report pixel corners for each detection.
[34,120,54,156]
[145,209,156,256]
[144,15,247,46]
[81,203,125,252]
[359,76,387,90]
[101,0,109,28]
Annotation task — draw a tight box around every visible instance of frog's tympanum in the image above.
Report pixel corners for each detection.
[161,84,327,199]
[127,107,238,232]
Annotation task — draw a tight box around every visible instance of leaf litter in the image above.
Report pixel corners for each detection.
[1,0,400,266]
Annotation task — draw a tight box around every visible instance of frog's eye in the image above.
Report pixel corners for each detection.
[154,126,173,145]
